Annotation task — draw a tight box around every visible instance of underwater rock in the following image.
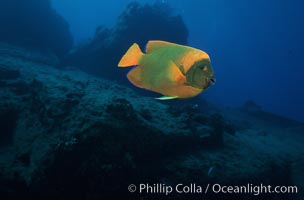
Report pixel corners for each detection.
[0,42,60,66]
[205,113,238,147]
[241,100,301,128]
[106,98,137,122]
[0,106,18,147]
[0,0,73,59]
[0,67,20,80]
[65,2,188,85]
[0,44,303,200]
[208,114,225,145]
[241,100,263,114]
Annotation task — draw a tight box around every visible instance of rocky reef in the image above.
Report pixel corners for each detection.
[0,0,73,59]
[64,2,188,85]
[0,43,303,199]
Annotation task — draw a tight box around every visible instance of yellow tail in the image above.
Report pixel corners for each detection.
[118,43,144,67]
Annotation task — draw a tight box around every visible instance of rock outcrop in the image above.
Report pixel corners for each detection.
[0,44,303,199]
[0,0,73,59]
[64,2,188,85]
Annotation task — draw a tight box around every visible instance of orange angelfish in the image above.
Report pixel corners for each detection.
[118,40,215,100]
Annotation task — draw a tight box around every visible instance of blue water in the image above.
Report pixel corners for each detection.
[0,1,303,199]
[51,0,304,122]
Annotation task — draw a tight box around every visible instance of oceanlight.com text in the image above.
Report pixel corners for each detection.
[128,183,298,196]
[211,183,298,196]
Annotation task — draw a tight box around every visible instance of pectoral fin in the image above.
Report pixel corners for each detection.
[166,60,186,84]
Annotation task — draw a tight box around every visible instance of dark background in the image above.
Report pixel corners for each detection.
[52,0,304,121]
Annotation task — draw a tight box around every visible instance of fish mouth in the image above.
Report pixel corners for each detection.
[209,77,216,85]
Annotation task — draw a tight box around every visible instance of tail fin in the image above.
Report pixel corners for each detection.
[118,43,144,67]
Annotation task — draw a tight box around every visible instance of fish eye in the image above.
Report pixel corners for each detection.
[198,65,207,70]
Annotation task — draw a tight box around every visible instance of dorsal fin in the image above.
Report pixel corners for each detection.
[118,43,143,67]
[145,40,177,53]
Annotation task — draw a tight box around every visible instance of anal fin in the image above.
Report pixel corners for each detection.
[155,96,178,100]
